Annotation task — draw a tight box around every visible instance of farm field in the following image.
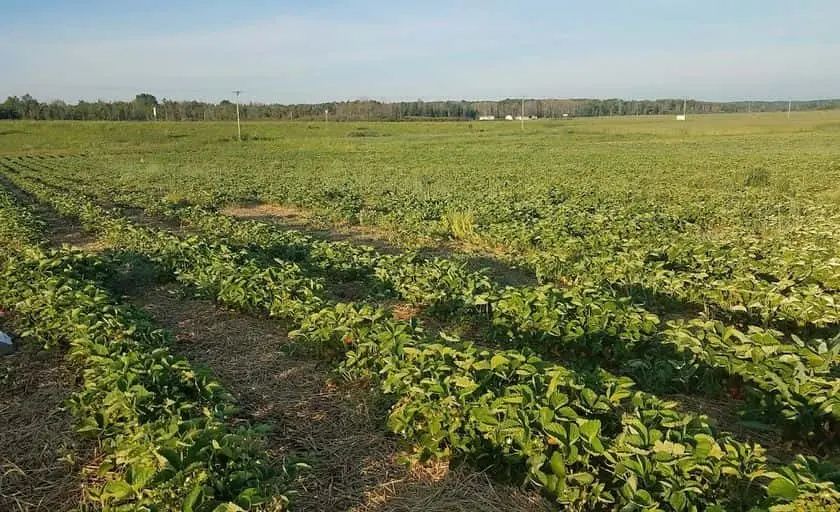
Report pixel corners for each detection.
[1,112,840,511]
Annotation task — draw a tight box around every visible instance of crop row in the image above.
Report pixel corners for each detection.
[7,153,839,339]
[3,173,839,510]
[0,183,44,247]
[0,188,296,510]
[7,154,838,336]
[53,170,840,444]
[7,165,840,445]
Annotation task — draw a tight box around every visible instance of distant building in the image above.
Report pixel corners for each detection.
[478,115,495,121]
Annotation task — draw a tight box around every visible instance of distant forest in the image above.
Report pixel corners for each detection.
[2,93,839,121]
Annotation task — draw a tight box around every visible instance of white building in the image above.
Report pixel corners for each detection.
[478,115,495,121]
[505,115,514,121]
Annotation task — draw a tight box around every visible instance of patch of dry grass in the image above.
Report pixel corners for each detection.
[224,202,400,252]
[0,321,91,511]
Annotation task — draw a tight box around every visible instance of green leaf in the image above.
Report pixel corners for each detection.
[581,388,598,407]
[549,452,566,478]
[212,503,247,512]
[633,489,654,506]
[539,407,554,426]
[127,464,156,489]
[767,478,799,500]
[544,422,566,442]
[184,484,203,512]
[588,437,606,454]
[653,440,686,457]
[579,419,601,440]
[451,375,475,388]
[102,480,134,501]
[693,434,713,460]
[472,407,499,426]
[549,392,569,408]
[669,491,687,511]
[556,406,578,419]
[570,472,595,485]
[490,354,509,369]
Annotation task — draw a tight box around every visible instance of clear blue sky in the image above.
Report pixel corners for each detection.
[2,0,838,103]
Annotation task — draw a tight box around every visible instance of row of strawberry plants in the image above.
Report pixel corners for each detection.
[0,183,44,247]
[9,168,840,447]
[3,156,490,313]
[28,158,836,351]
[128,195,495,314]
[10,154,839,344]
[303,306,840,511]
[5,174,839,510]
[131,197,840,443]
[76,183,837,374]
[518,215,840,331]
[0,189,295,510]
[5,154,839,338]
[484,284,840,445]
[0,171,699,369]
[666,319,840,442]
[6,164,659,358]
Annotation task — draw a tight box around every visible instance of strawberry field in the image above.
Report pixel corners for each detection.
[1,113,839,511]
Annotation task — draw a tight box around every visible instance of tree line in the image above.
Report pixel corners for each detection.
[2,93,838,121]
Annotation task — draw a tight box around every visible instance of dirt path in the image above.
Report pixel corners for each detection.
[0,320,91,511]
[132,286,551,512]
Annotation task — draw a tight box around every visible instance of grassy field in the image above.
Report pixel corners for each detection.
[2,112,840,511]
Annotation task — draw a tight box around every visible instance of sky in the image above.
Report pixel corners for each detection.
[2,0,839,104]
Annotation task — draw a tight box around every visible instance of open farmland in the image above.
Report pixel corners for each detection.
[1,112,840,511]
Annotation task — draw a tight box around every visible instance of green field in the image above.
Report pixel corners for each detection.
[2,112,840,511]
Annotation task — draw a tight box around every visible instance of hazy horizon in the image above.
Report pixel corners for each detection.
[3,1,839,104]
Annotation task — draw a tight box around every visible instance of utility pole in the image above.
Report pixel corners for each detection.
[232,90,242,141]
[683,97,687,117]
[521,98,525,132]
[787,99,792,120]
